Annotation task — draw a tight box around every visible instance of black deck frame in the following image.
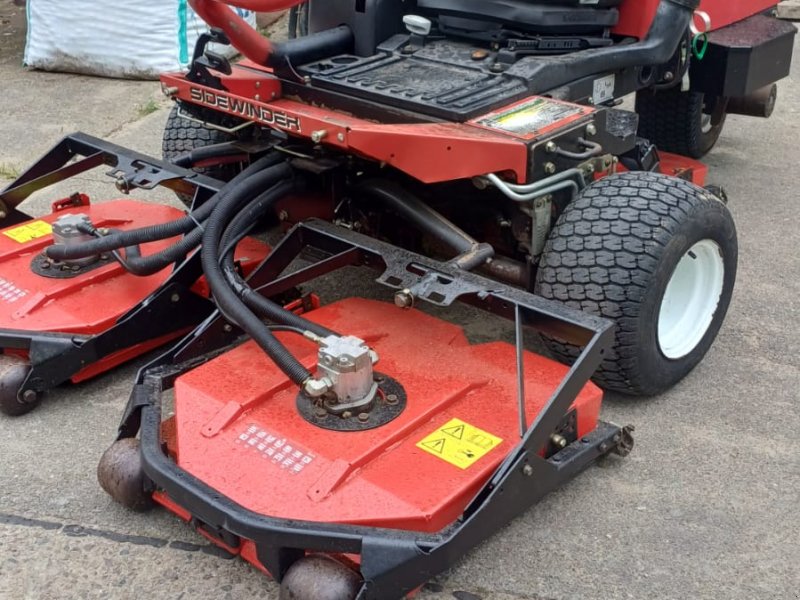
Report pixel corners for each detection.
[0,133,224,405]
[118,218,632,599]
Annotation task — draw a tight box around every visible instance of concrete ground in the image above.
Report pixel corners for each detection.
[1,2,799,599]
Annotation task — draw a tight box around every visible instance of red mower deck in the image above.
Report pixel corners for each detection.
[0,200,183,337]
[158,298,601,539]
[0,199,268,382]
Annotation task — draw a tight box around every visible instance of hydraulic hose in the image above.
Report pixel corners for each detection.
[46,153,284,262]
[109,228,204,277]
[216,190,337,338]
[200,163,313,385]
[94,158,282,276]
[170,141,246,169]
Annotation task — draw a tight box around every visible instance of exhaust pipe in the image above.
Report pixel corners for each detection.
[727,84,778,119]
[516,0,702,94]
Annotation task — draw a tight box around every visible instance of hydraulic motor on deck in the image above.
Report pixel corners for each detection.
[304,334,380,415]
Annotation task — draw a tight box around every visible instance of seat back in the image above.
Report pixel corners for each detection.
[418,0,622,35]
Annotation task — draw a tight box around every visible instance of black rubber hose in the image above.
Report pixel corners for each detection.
[201,165,312,385]
[170,141,245,168]
[217,190,337,338]
[95,165,272,276]
[112,227,204,276]
[46,153,283,261]
[267,25,353,68]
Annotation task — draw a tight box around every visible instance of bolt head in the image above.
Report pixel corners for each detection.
[522,464,534,477]
[394,290,414,309]
[311,130,328,143]
[543,162,557,175]
[357,413,370,423]
[586,123,598,136]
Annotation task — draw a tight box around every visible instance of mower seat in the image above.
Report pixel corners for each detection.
[418,0,622,35]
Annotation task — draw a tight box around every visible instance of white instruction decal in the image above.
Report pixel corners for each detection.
[236,424,315,475]
[593,74,615,104]
[0,277,27,304]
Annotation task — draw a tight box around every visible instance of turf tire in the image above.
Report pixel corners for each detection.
[535,172,737,396]
[162,102,242,205]
[635,87,727,159]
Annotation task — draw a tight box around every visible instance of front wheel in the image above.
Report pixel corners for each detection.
[0,355,40,416]
[535,172,737,396]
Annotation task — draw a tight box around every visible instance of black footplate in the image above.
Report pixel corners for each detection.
[300,40,530,121]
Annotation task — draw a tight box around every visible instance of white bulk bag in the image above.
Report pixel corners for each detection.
[23,0,255,79]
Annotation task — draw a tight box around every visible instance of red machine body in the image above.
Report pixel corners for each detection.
[153,298,602,566]
[615,0,778,38]
[0,198,267,383]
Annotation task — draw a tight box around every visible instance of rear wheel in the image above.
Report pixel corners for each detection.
[535,172,737,396]
[636,87,727,159]
[162,102,246,205]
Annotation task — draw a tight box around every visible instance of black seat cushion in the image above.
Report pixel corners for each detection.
[418,0,621,34]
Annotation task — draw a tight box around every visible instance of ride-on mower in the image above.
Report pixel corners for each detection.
[0,135,272,415]
[93,0,794,598]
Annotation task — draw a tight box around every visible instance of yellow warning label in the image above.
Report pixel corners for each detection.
[416,418,503,470]
[3,221,52,243]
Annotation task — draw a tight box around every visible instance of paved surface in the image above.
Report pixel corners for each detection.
[1,2,798,599]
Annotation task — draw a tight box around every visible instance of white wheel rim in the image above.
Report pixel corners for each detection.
[658,239,725,360]
[700,113,713,134]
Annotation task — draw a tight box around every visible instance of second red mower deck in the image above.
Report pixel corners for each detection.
[163,298,603,534]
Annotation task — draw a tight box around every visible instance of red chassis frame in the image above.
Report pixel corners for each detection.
[160,0,758,186]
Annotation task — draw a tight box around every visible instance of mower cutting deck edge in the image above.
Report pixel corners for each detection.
[95,0,794,597]
[0,134,269,415]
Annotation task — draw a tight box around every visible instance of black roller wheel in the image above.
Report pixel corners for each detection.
[97,438,154,512]
[162,102,246,205]
[636,87,727,159]
[280,555,362,600]
[535,172,737,396]
[0,355,41,416]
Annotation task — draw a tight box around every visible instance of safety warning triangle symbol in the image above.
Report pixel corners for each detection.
[441,424,464,440]
[421,438,446,454]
